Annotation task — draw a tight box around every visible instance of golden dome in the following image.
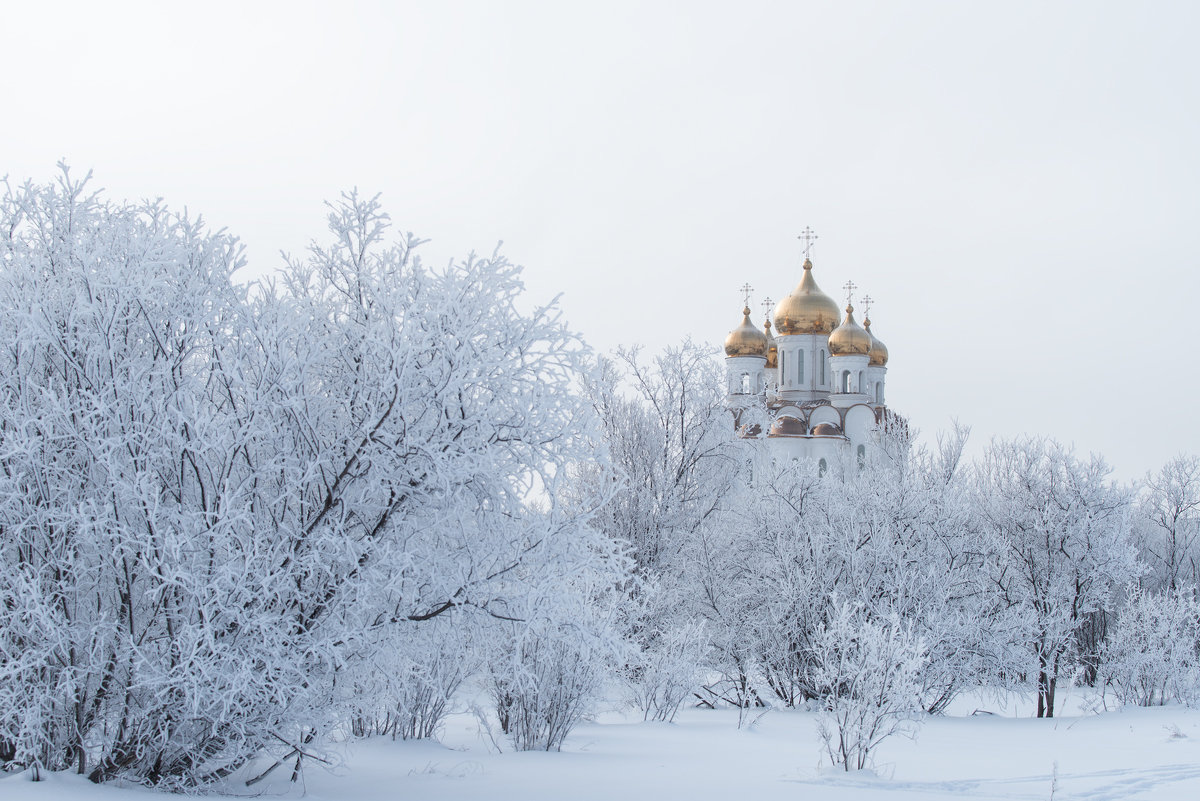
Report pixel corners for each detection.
[764,318,778,369]
[768,415,807,437]
[864,316,889,367]
[829,304,871,356]
[724,306,768,358]
[773,259,841,335]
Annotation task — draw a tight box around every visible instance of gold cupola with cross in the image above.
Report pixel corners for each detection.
[724,306,769,357]
[862,294,889,367]
[829,281,871,356]
[724,283,769,357]
[761,296,778,369]
[773,228,841,336]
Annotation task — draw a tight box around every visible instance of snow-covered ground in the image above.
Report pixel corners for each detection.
[5,692,1200,801]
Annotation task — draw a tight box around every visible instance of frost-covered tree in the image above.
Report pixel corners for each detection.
[0,169,624,787]
[690,423,990,715]
[580,342,739,577]
[973,438,1140,717]
[1136,455,1200,593]
[574,342,742,712]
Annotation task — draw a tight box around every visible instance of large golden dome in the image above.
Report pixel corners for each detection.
[828,304,871,356]
[864,316,889,367]
[724,307,768,358]
[773,259,841,335]
[764,318,778,368]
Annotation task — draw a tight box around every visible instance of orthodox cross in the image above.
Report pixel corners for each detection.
[842,279,857,307]
[861,294,873,320]
[740,282,754,309]
[761,295,774,323]
[798,226,819,259]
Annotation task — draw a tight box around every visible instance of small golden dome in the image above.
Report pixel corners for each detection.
[829,304,871,356]
[773,259,841,335]
[811,422,844,437]
[864,316,889,367]
[724,306,768,358]
[764,318,778,369]
[768,415,807,437]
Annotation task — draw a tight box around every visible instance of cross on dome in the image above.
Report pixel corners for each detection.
[842,280,857,307]
[761,296,774,321]
[861,294,873,319]
[798,226,819,259]
[739,282,754,309]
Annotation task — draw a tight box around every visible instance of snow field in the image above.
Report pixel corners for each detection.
[6,695,1200,801]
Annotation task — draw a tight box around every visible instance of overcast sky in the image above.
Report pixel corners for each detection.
[4,1,1198,480]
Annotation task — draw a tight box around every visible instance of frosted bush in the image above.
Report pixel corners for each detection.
[491,623,606,752]
[811,604,927,772]
[1103,588,1200,707]
[626,618,710,722]
[346,617,478,740]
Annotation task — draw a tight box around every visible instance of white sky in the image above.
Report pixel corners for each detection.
[4,1,1197,480]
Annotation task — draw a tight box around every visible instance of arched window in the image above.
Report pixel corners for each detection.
[820,350,826,385]
[858,371,864,393]
[840,371,850,393]
[797,349,805,384]
[857,444,866,469]
[741,373,751,394]
[876,383,883,404]
[779,351,785,386]
[818,457,828,477]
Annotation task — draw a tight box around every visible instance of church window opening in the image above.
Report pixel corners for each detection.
[820,350,826,384]
[857,444,866,469]
[741,373,751,394]
[840,371,850,393]
[797,350,804,384]
[858,371,864,393]
[876,383,883,404]
[818,457,828,477]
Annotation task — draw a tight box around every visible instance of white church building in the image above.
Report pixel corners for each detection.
[723,238,896,469]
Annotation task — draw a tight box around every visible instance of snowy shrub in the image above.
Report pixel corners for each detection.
[490,623,603,752]
[0,170,626,787]
[489,581,627,752]
[1103,588,1200,707]
[811,603,927,772]
[489,628,597,753]
[345,617,479,740]
[625,617,710,723]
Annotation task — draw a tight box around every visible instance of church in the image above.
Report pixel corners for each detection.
[723,233,895,468]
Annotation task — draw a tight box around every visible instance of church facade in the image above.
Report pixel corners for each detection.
[723,246,893,469]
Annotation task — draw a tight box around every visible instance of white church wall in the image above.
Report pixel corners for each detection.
[843,404,877,443]
[808,405,841,428]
